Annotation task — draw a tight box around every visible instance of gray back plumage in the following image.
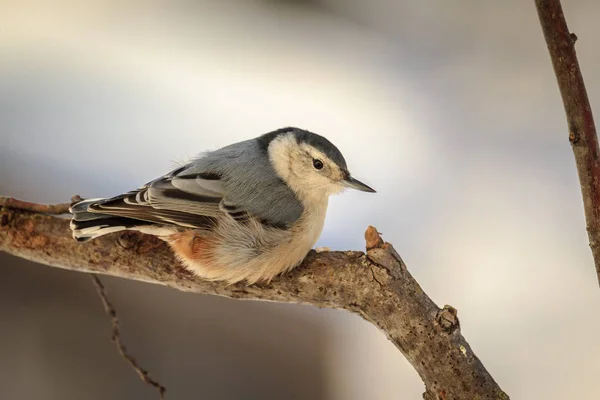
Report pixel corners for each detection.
[178,135,304,228]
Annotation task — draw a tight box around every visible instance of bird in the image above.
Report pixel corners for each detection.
[70,127,375,284]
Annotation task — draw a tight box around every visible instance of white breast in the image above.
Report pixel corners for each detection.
[181,197,329,284]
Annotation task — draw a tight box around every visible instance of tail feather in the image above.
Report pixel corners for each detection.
[69,198,158,242]
[70,199,111,222]
[69,183,216,242]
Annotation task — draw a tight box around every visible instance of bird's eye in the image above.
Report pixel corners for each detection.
[313,159,324,170]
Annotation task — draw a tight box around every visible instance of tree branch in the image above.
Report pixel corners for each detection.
[0,199,508,399]
[0,196,77,215]
[535,0,600,285]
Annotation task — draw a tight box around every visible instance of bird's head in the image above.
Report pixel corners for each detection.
[260,128,375,203]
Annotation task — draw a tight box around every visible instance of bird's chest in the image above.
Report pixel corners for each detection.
[203,197,329,282]
[214,197,328,272]
[287,198,328,253]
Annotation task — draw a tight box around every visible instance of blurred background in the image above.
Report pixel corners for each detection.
[1,0,600,398]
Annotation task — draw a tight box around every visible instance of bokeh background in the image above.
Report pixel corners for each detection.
[2,0,600,399]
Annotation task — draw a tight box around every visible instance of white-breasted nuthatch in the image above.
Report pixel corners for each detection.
[70,127,375,284]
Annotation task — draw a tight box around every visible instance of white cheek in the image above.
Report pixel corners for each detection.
[326,183,346,196]
[268,133,298,181]
[307,171,331,187]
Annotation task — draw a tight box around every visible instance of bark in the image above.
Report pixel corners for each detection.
[535,0,600,285]
[0,203,509,400]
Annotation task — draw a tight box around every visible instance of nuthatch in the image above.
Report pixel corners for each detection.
[70,127,375,284]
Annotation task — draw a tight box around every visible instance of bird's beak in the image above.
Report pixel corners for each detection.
[342,176,376,193]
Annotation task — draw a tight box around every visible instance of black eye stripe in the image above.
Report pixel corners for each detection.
[313,159,324,170]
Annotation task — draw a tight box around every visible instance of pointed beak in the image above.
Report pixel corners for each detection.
[342,176,376,193]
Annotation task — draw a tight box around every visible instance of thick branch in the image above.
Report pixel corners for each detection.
[535,0,600,285]
[0,203,508,399]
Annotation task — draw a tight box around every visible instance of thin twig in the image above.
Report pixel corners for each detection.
[90,274,166,399]
[0,195,81,215]
[535,0,600,285]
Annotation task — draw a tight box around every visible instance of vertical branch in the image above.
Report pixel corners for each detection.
[535,0,600,285]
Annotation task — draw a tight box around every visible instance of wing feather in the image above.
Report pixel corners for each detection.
[86,166,258,228]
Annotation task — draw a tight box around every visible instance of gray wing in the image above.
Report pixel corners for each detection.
[88,139,304,229]
[176,139,305,228]
[88,167,224,228]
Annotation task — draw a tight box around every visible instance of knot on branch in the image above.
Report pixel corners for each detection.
[435,305,460,333]
[365,225,384,250]
[70,194,83,206]
[0,211,11,227]
[365,226,406,280]
[570,32,578,43]
[569,130,580,145]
